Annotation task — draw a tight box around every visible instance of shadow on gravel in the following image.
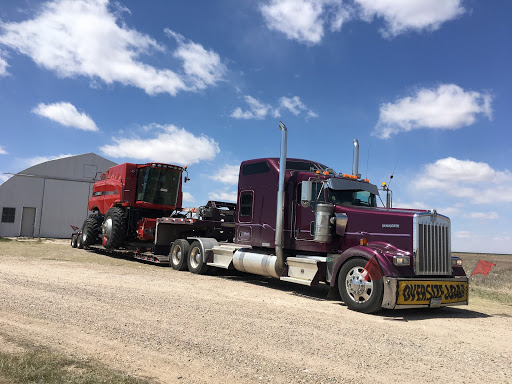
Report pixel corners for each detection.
[211,268,332,301]
[375,307,491,321]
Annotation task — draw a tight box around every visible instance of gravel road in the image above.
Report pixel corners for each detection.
[0,240,511,383]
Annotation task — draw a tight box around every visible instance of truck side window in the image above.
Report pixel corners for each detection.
[239,192,253,217]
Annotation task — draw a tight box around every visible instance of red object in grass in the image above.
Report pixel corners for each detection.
[471,260,496,276]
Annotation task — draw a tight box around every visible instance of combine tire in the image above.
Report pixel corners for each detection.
[170,239,190,271]
[187,240,209,275]
[82,217,100,247]
[337,257,383,314]
[102,207,126,249]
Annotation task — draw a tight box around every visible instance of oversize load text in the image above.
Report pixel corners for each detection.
[397,281,468,304]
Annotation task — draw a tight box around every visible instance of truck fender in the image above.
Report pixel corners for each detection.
[330,243,410,287]
[186,237,219,263]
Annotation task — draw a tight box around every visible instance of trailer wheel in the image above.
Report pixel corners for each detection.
[71,235,78,248]
[77,231,84,249]
[337,257,383,314]
[187,240,209,275]
[170,239,190,271]
[82,217,100,247]
[102,207,126,249]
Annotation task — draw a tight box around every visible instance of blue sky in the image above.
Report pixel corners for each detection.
[0,0,510,254]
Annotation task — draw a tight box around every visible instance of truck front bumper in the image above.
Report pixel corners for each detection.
[382,277,468,309]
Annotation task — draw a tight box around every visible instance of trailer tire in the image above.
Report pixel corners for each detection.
[82,217,100,247]
[71,234,78,248]
[77,232,84,249]
[187,240,209,275]
[337,257,383,314]
[102,207,126,250]
[170,239,190,271]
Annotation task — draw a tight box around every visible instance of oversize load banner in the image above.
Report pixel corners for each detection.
[397,280,468,305]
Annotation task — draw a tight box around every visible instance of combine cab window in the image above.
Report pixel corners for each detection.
[328,189,377,207]
[136,167,181,207]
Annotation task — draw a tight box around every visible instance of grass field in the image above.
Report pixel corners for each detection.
[0,346,148,384]
[455,252,512,305]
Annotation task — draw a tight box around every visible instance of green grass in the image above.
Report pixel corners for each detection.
[0,237,13,242]
[0,348,148,384]
[456,252,512,305]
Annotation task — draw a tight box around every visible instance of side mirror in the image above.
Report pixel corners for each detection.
[301,180,312,207]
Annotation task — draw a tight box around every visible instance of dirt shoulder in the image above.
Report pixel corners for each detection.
[0,241,511,383]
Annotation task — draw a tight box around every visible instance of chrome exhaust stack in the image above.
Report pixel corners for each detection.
[352,139,361,179]
[275,121,287,276]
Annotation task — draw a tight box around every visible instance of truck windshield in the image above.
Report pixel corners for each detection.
[136,167,181,207]
[327,189,377,207]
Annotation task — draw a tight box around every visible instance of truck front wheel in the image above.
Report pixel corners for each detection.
[170,239,190,271]
[187,241,209,275]
[102,207,126,249]
[338,257,383,314]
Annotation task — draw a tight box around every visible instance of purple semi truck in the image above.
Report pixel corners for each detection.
[152,122,468,313]
[77,121,468,313]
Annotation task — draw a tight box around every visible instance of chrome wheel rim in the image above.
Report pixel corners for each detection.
[171,245,183,266]
[345,266,374,303]
[189,247,201,269]
[102,217,113,238]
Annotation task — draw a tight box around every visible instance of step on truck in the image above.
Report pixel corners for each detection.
[76,122,468,313]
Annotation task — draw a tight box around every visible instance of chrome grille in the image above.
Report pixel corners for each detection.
[414,212,451,275]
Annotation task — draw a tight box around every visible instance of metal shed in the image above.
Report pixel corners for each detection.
[0,153,116,238]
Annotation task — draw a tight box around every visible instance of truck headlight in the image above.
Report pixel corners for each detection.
[393,255,410,266]
[451,257,463,267]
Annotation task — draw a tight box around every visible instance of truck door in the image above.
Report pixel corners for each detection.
[295,182,322,241]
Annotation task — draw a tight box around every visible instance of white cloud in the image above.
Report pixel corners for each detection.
[413,157,512,205]
[208,165,240,185]
[208,190,238,203]
[373,84,492,139]
[0,54,8,76]
[0,174,10,184]
[260,0,464,44]
[182,192,196,204]
[25,153,76,166]
[260,0,351,45]
[165,29,226,90]
[279,96,317,118]
[464,212,500,220]
[100,124,220,165]
[32,102,99,131]
[0,0,224,96]
[231,95,317,120]
[0,145,7,155]
[231,96,279,120]
[355,0,465,38]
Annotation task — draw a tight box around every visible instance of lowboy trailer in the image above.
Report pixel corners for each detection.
[74,122,468,313]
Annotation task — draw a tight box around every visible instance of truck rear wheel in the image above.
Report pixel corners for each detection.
[170,239,189,271]
[82,217,100,247]
[102,207,126,250]
[338,257,383,314]
[187,240,209,275]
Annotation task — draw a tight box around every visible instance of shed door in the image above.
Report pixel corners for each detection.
[20,207,36,237]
